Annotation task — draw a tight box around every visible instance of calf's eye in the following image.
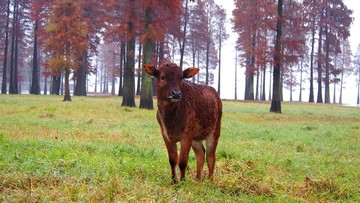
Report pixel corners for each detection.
[161,76,166,80]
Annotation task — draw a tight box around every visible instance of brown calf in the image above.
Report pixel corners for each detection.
[144,62,222,182]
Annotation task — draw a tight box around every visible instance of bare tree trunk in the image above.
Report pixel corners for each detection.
[136,43,142,96]
[268,66,272,101]
[102,60,108,93]
[118,41,125,96]
[1,0,11,94]
[94,58,98,93]
[234,50,238,100]
[290,67,293,102]
[255,68,259,100]
[121,1,136,107]
[30,20,40,95]
[270,0,283,113]
[261,65,266,101]
[179,0,189,68]
[316,22,323,103]
[245,33,256,100]
[324,25,331,103]
[111,50,116,96]
[74,51,87,96]
[51,75,61,95]
[299,61,303,102]
[192,41,196,83]
[9,0,18,94]
[339,71,343,104]
[63,68,71,101]
[333,82,336,104]
[44,76,48,95]
[308,17,316,103]
[139,7,154,109]
[205,40,210,85]
[13,15,19,94]
[357,69,360,105]
[217,38,222,96]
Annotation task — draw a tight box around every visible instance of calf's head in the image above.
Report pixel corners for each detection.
[144,63,199,102]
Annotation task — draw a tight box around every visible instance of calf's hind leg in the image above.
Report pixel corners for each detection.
[192,141,205,180]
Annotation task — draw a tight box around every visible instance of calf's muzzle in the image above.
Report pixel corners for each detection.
[168,90,182,102]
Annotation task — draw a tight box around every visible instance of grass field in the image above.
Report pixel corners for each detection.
[0,94,359,202]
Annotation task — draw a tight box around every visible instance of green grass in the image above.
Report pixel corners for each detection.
[0,94,359,202]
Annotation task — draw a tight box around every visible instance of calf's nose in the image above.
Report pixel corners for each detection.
[171,90,182,99]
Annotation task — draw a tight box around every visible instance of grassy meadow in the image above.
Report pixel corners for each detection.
[0,94,359,202]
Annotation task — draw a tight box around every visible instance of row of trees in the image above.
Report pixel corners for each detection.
[232,0,356,108]
[0,0,227,109]
[1,0,359,112]
[354,44,360,105]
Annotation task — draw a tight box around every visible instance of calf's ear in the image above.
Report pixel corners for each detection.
[183,67,199,79]
[144,64,157,77]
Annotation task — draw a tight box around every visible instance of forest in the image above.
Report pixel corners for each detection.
[0,0,359,109]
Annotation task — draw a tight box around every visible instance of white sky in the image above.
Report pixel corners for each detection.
[214,0,360,105]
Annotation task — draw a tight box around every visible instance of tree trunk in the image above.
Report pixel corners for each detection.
[333,82,336,104]
[60,74,64,95]
[197,50,200,83]
[270,0,283,113]
[30,20,40,94]
[261,65,266,101]
[217,38,221,96]
[118,41,125,96]
[245,71,254,100]
[102,60,108,93]
[268,66,272,100]
[121,4,136,107]
[234,50,238,100]
[299,61,303,102]
[44,76,48,95]
[316,22,323,103]
[94,59,98,93]
[280,47,284,102]
[245,33,256,100]
[100,62,103,93]
[192,42,196,83]
[256,68,259,100]
[13,14,19,94]
[63,68,72,101]
[139,7,154,109]
[74,51,87,96]
[179,0,189,68]
[9,0,18,94]
[51,75,61,95]
[357,69,360,105]
[205,39,210,85]
[339,71,343,104]
[308,18,316,103]
[111,49,116,95]
[136,43,142,96]
[290,68,293,102]
[324,26,331,103]
[158,40,164,65]
[1,0,11,94]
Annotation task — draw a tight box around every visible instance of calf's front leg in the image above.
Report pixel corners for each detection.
[178,138,192,181]
[164,141,178,183]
